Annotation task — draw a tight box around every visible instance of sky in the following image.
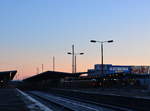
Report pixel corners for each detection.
[0,0,150,79]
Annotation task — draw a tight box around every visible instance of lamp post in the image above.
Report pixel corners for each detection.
[90,40,113,74]
[74,53,84,73]
[53,56,55,71]
[68,52,84,73]
[42,64,44,73]
[67,45,84,73]
[67,45,75,73]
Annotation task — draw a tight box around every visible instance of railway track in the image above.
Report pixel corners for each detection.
[46,88,150,111]
[48,92,134,111]
[27,91,132,111]
[27,92,73,111]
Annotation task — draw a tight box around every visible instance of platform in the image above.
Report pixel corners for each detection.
[0,88,28,111]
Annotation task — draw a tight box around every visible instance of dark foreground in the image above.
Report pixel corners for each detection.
[0,88,28,111]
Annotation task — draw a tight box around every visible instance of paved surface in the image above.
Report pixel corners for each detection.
[0,88,28,111]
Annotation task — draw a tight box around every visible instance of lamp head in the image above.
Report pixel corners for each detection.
[67,52,72,54]
[80,53,84,55]
[107,40,113,43]
[90,40,97,43]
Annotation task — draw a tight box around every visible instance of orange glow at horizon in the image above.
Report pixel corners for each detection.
[10,56,150,80]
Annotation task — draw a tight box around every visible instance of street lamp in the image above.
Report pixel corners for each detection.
[67,45,75,73]
[90,40,113,75]
[67,52,84,73]
[74,53,84,73]
[67,45,84,73]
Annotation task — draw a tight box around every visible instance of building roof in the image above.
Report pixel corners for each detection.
[0,70,17,80]
[23,71,86,82]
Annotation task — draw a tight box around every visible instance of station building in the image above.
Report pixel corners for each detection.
[88,64,150,89]
[88,64,150,76]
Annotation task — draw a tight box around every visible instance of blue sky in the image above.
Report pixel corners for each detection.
[0,0,150,79]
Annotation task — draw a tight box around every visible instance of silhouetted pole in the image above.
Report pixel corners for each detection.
[101,43,104,74]
[53,56,55,71]
[72,45,75,73]
[75,55,76,73]
[42,64,44,73]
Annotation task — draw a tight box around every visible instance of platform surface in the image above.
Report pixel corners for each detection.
[0,88,28,111]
